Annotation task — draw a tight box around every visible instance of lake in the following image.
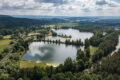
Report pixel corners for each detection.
[46,28,93,42]
[22,29,93,66]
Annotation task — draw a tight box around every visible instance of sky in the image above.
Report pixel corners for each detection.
[0,0,120,16]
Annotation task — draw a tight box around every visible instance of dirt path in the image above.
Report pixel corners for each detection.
[111,35,120,56]
[84,35,120,73]
[0,53,11,64]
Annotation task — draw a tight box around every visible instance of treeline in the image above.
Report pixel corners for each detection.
[39,39,84,46]
[78,19,120,28]
[85,30,120,63]
[65,39,83,46]
[0,28,13,35]
[0,15,66,28]
[41,39,61,44]
[93,31,119,62]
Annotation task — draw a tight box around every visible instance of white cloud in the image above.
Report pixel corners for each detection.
[0,0,120,16]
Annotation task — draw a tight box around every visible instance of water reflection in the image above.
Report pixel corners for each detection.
[23,42,82,64]
[46,28,93,42]
[23,29,93,65]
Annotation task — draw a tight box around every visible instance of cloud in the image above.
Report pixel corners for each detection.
[82,8,90,12]
[0,0,120,16]
[96,0,119,7]
[96,0,108,5]
[34,0,69,5]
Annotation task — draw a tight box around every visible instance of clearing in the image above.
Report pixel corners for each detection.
[0,40,11,52]
[89,45,98,56]
[20,60,47,68]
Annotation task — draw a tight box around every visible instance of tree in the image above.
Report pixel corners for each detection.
[51,73,65,80]
[85,47,90,58]
[3,47,10,53]
[17,78,23,80]
[77,49,84,60]
[56,64,64,73]
[92,49,104,63]
[65,72,74,80]
[52,31,57,37]
[64,57,73,72]
[78,59,85,72]
[0,74,9,80]
[0,35,3,40]
[85,39,90,48]
[45,66,54,77]
[79,74,91,80]
[41,76,50,80]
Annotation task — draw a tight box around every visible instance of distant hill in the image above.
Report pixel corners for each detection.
[12,15,120,20]
[0,15,120,28]
[0,15,65,28]
[12,15,70,19]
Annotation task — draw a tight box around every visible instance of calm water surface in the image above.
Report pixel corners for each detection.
[22,29,93,66]
[46,28,93,42]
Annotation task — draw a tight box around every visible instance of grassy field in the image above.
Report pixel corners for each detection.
[28,32,40,36]
[20,60,47,68]
[89,46,98,55]
[42,25,56,28]
[58,35,71,38]
[59,23,78,27]
[0,40,11,52]
[3,35,11,39]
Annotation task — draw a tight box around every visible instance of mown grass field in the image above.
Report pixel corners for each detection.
[0,40,11,52]
[20,60,47,68]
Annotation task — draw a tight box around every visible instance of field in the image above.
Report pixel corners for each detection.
[89,46,98,55]
[28,32,40,36]
[20,60,47,68]
[42,25,56,28]
[59,23,78,27]
[3,35,11,39]
[0,40,11,52]
[58,35,71,38]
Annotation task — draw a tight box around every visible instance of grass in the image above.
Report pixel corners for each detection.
[24,36,32,41]
[89,45,98,56]
[20,60,47,68]
[28,32,40,36]
[0,40,11,52]
[58,35,71,38]
[59,23,78,27]
[42,25,56,28]
[3,35,11,39]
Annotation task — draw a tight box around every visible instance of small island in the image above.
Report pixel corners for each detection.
[58,34,71,38]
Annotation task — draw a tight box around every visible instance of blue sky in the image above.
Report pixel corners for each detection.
[114,0,120,2]
[0,0,120,16]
